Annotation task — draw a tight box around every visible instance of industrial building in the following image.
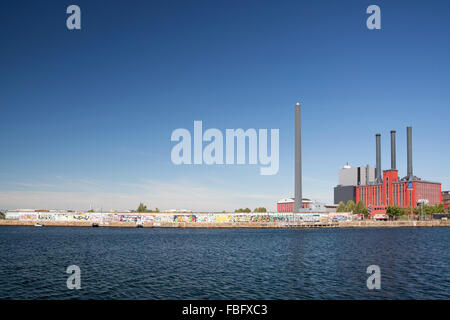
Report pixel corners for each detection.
[441,191,450,212]
[334,127,442,215]
[334,164,375,204]
[339,163,375,186]
[277,198,311,212]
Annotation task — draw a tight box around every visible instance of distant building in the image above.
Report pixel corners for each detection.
[442,191,450,211]
[164,209,193,213]
[339,163,375,186]
[334,164,375,204]
[324,204,338,213]
[334,185,357,204]
[277,198,311,212]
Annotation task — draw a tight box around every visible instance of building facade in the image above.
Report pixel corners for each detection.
[334,164,375,204]
[334,185,356,204]
[333,127,442,216]
[442,191,450,212]
[356,169,442,214]
[338,164,375,186]
[277,198,311,212]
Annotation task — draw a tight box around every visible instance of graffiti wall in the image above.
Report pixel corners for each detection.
[327,212,352,222]
[4,211,349,223]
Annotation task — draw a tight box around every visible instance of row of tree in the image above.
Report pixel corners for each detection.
[136,203,160,213]
[133,201,447,216]
[337,200,447,218]
[136,204,268,214]
[386,203,446,218]
[336,200,369,216]
[234,207,267,213]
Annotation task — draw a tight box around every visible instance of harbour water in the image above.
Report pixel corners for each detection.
[0,226,449,299]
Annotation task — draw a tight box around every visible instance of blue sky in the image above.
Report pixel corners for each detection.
[1,0,449,211]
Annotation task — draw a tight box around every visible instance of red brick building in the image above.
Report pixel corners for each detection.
[277,198,311,212]
[338,127,442,217]
[442,191,450,212]
[356,170,442,215]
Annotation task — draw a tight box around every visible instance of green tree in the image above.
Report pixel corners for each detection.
[414,204,445,219]
[0,211,5,219]
[403,206,414,219]
[353,201,369,217]
[354,201,366,214]
[137,203,148,213]
[253,207,267,213]
[345,200,356,212]
[386,205,404,220]
[432,203,445,213]
[336,201,346,212]
[415,204,427,219]
[234,208,251,213]
[361,207,369,217]
[87,209,94,213]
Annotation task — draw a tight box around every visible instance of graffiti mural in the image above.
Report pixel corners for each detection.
[4,211,350,223]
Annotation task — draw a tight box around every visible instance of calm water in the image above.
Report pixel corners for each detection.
[0,226,449,299]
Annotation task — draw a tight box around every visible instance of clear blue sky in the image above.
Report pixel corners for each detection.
[1,0,449,211]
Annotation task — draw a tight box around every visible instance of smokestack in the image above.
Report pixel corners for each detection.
[407,126,413,180]
[376,133,382,183]
[390,130,396,170]
[294,102,302,212]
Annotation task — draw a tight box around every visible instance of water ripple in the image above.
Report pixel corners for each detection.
[0,227,449,299]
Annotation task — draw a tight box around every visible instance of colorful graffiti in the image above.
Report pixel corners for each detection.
[4,211,351,223]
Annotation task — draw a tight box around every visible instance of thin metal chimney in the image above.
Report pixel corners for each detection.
[294,102,302,212]
[407,126,413,180]
[390,130,396,170]
[376,134,382,183]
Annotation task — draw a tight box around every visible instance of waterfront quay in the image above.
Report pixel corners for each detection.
[1,219,449,229]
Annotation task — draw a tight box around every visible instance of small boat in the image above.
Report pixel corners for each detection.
[92,223,99,227]
[34,223,43,227]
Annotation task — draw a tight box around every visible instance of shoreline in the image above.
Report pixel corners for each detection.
[0,220,449,229]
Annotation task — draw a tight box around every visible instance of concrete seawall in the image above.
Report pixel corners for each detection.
[0,219,449,228]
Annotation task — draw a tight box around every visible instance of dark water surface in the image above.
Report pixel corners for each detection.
[0,226,449,299]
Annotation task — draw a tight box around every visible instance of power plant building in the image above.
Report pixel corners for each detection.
[338,164,375,187]
[334,164,375,204]
[334,127,442,215]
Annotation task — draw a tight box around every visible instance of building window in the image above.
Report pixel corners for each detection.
[386,178,389,205]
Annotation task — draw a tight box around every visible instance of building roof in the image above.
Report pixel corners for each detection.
[277,197,312,204]
[277,198,294,203]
